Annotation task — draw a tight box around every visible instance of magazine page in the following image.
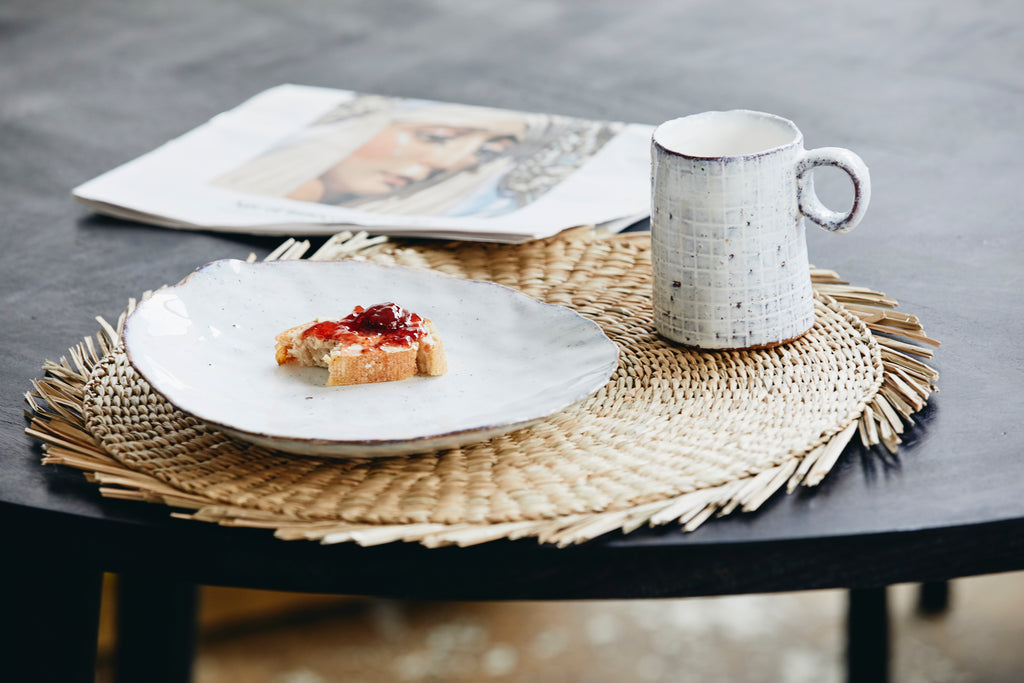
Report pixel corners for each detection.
[73,85,653,243]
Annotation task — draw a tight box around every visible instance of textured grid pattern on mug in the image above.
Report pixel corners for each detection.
[652,156,811,346]
[655,230,807,341]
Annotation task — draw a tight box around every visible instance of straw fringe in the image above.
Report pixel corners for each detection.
[24,232,939,547]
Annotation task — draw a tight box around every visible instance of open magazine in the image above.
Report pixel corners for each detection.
[73,85,654,243]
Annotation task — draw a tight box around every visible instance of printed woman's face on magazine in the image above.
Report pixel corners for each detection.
[289,121,526,204]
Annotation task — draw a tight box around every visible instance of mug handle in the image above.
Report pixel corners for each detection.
[796,147,871,234]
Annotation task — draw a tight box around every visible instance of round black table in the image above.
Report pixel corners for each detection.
[3,2,1023,682]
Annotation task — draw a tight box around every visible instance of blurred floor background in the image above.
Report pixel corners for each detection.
[94,571,1024,682]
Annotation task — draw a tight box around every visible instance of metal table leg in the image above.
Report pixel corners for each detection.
[917,581,951,615]
[116,574,200,683]
[847,586,889,683]
[2,557,103,683]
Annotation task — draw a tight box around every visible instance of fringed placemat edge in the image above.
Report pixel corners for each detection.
[24,231,940,547]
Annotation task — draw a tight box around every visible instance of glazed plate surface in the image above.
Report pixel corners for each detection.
[123,259,619,457]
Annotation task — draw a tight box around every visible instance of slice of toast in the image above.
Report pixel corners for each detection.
[275,303,447,386]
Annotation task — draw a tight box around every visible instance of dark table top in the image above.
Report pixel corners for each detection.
[2,0,1023,600]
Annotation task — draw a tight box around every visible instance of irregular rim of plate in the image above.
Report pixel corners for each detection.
[122,259,620,457]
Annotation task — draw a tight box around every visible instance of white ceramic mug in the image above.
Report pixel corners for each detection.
[651,110,870,349]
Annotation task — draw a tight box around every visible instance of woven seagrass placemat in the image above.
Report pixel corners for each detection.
[26,231,939,547]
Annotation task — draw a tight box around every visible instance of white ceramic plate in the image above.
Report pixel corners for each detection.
[123,259,619,457]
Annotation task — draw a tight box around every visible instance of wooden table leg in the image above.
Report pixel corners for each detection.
[847,586,889,683]
[115,574,200,683]
[2,558,103,682]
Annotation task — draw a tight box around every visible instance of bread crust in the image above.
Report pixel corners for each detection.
[416,319,448,377]
[275,309,446,386]
[326,345,418,386]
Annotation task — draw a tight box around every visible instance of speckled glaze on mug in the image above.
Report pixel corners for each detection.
[651,110,870,349]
